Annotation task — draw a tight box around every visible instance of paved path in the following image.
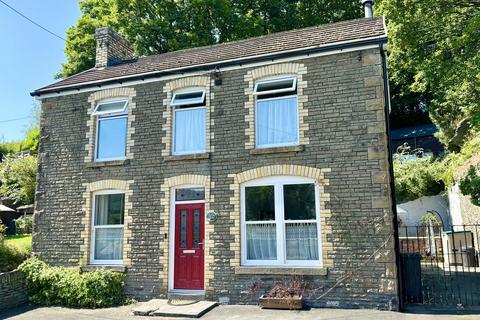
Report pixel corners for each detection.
[1,304,479,320]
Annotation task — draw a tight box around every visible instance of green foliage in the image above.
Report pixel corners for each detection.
[459,165,480,206]
[394,156,445,203]
[0,155,37,205]
[19,258,127,308]
[377,0,480,148]
[58,0,362,78]
[0,220,6,242]
[420,211,441,226]
[15,216,33,234]
[0,240,30,272]
[4,234,32,253]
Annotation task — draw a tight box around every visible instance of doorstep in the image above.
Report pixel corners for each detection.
[131,299,217,318]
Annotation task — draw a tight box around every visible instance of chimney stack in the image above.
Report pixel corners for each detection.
[95,27,134,68]
[362,0,374,18]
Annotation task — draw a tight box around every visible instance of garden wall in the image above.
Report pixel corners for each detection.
[0,270,28,311]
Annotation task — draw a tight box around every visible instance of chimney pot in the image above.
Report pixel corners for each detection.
[362,0,374,18]
[95,27,134,68]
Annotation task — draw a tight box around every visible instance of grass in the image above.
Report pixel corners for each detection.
[4,234,32,253]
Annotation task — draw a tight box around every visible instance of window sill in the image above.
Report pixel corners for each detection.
[81,265,126,273]
[250,145,305,155]
[86,159,130,168]
[165,152,210,161]
[234,266,327,276]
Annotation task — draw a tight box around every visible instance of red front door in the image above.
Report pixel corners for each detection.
[174,203,204,290]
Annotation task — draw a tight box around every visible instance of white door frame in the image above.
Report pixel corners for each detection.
[168,184,206,293]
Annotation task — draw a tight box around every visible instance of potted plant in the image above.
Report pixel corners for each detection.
[258,277,305,310]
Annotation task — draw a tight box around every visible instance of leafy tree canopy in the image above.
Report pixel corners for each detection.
[0,155,37,206]
[377,0,480,148]
[57,0,362,78]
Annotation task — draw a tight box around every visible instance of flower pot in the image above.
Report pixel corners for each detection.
[258,295,303,310]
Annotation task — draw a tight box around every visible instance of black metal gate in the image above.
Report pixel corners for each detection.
[399,224,480,307]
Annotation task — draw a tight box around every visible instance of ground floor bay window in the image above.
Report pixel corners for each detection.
[240,176,322,267]
[91,191,125,265]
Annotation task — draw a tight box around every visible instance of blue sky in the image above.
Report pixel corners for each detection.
[0,0,80,142]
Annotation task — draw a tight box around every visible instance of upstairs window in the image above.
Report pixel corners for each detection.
[254,77,298,148]
[93,99,128,161]
[171,89,206,155]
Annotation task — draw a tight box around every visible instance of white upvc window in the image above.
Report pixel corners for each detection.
[241,176,322,267]
[171,89,206,155]
[254,77,299,149]
[91,190,125,265]
[93,99,128,161]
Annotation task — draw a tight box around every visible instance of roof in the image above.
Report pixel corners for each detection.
[33,16,387,96]
[16,204,34,210]
[0,204,15,213]
[391,124,438,140]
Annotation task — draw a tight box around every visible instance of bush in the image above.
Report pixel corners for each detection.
[15,216,33,234]
[394,156,445,203]
[459,166,480,206]
[0,242,30,272]
[19,258,126,308]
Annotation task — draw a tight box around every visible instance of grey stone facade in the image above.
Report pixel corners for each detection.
[0,270,28,311]
[33,48,398,310]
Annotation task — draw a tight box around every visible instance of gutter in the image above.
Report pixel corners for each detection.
[31,36,387,97]
[380,46,403,310]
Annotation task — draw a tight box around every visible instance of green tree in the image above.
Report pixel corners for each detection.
[0,155,37,205]
[377,0,480,149]
[58,0,362,78]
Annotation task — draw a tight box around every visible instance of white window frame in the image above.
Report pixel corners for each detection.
[94,98,128,162]
[171,88,207,156]
[253,77,297,96]
[254,94,300,149]
[171,89,206,106]
[90,190,125,265]
[240,176,322,267]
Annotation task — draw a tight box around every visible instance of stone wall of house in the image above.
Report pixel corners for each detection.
[0,270,28,311]
[34,48,398,310]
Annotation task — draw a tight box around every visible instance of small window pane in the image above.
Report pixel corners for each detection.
[247,223,277,260]
[175,188,205,201]
[283,183,316,220]
[172,90,205,106]
[95,100,127,114]
[180,210,187,248]
[174,108,206,154]
[95,194,125,225]
[245,186,275,221]
[256,96,298,147]
[94,227,123,260]
[285,222,318,260]
[255,78,296,95]
[96,117,127,159]
[193,209,200,248]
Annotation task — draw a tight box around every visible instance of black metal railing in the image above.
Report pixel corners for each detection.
[399,224,480,307]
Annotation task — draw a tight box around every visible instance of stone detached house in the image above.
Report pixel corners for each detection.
[31,7,399,310]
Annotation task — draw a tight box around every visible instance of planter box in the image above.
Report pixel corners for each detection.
[258,295,303,310]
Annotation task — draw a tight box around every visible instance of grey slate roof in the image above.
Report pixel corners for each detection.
[33,16,387,96]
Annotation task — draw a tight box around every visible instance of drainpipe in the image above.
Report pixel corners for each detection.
[362,0,374,18]
[380,44,404,310]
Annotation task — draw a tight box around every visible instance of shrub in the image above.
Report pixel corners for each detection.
[19,258,126,308]
[0,242,30,272]
[394,156,445,203]
[459,166,480,206]
[15,216,33,234]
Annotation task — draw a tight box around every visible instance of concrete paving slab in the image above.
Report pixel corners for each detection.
[131,299,218,318]
[150,300,217,318]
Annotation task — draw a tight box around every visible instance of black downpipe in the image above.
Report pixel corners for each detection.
[380,45,403,310]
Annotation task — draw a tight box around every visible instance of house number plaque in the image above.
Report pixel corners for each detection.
[206,210,218,222]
